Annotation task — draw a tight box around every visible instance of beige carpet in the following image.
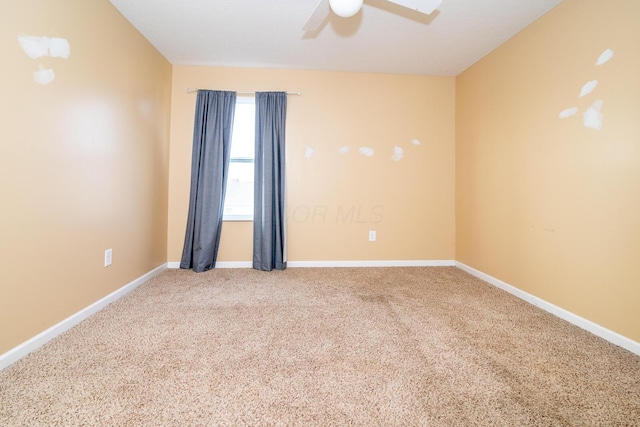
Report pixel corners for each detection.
[1,267,639,426]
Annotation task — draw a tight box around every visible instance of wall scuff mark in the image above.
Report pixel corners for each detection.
[18,34,70,85]
[583,100,604,130]
[359,147,374,157]
[391,146,404,161]
[595,49,614,66]
[579,80,598,98]
[411,139,422,146]
[559,48,614,128]
[33,65,55,85]
[18,35,49,59]
[48,38,71,58]
[18,35,70,59]
[304,147,315,159]
[559,107,578,119]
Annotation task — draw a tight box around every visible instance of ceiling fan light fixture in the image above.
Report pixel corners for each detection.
[329,0,364,18]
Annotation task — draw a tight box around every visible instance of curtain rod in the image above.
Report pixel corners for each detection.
[186,88,301,96]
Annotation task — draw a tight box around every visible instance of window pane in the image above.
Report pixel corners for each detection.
[224,97,255,220]
[225,162,254,218]
[230,100,255,159]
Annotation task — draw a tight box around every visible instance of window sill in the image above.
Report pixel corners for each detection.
[223,216,253,222]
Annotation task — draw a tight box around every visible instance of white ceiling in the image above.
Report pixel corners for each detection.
[108,0,564,76]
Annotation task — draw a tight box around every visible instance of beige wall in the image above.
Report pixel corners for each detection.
[168,67,456,263]
[456,0,640,341]
[0,1,172,353]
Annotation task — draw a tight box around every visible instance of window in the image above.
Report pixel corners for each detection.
[224,96,255,220]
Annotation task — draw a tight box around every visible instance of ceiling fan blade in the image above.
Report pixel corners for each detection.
[303,0,331,31]
[386,0,442,15]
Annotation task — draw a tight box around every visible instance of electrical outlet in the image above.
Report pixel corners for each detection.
[369,230,376,242]
[104,249,112,267]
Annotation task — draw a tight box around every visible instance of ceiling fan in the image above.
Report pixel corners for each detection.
[303,0,442,31]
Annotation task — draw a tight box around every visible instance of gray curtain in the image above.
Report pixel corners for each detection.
[253,92,287,271]
[180,90,237,272]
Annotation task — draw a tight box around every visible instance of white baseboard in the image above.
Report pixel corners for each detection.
[455,261,640,356]
[288,260,456,268]
[169,260,455,269]
[0,263,168,371]
[167,261,253,269]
